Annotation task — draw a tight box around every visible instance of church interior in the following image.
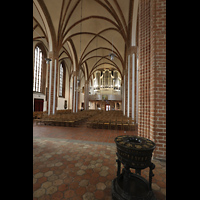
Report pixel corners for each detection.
[33,0,166,199]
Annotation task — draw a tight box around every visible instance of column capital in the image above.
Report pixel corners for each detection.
[48,51,53,59]
[127,46,138,55]
[85,80,89,84]
[72,71,79,76]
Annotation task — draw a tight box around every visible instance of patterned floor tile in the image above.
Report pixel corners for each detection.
[33,123,166,200]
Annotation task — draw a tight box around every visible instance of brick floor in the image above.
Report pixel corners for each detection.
[33,121,166,200]
[33,120,138,143]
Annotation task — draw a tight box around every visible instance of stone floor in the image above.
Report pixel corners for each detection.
[33,121,166,200]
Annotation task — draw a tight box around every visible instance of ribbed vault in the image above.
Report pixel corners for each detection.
[33,0,137,81]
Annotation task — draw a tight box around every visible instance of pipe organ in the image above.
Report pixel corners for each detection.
[93,69,121,91]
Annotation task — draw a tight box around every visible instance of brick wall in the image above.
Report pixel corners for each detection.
[138,0,151,140]
[138,0,166,160]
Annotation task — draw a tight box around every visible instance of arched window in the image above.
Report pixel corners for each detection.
[33,46,43,92]
[59,62,65,97]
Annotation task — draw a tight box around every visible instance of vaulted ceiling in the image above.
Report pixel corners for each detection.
[33,0,138,81]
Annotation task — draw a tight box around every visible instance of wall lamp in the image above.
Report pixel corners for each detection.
[45,58,52,64]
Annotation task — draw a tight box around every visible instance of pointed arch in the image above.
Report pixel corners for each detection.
[33,0,56,52]
[33,42,47,94]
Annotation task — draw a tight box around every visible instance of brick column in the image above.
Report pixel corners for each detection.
[150,0,166,159]
[138,0,166,160]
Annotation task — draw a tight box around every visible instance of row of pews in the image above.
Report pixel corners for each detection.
[33,110,72,119]
[34,110,136,130]
[86,111,136,131]
[34,110,98,127]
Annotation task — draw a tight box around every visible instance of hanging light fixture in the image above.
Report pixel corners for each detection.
[109,52,115,60]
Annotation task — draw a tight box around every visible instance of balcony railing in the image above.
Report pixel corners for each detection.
[89,94,122,101]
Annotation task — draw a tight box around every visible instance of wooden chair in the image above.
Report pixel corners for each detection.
[116,119,123,130]
[92,120,98,129]
[35,119,41,125]
[110,120,117,130]
[122,120,129,131]
[104,120,110,129]
[68,120,75,127]
[86,119,93,128]
[98,120,104,129]
[129,121,135,131]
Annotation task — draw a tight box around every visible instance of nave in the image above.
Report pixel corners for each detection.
[33,0,166,198]
[33,0,166,160]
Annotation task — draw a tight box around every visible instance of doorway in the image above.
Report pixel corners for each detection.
[34,99,44,111]
[105,104,110,111]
